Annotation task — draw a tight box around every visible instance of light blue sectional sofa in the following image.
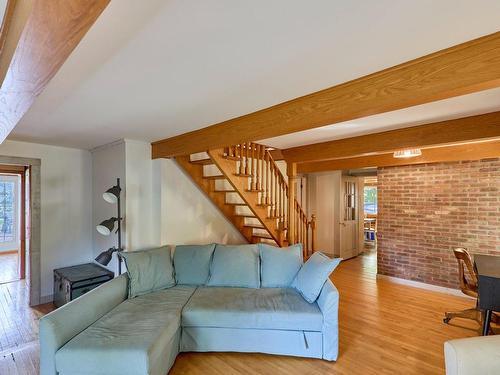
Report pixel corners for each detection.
[40,244,340,375]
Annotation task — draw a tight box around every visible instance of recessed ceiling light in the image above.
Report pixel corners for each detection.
[393,149,422,158]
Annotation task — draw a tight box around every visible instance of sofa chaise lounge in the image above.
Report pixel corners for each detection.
[40,243,340,375]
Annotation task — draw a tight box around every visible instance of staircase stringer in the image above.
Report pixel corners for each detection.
[208,148,281,244]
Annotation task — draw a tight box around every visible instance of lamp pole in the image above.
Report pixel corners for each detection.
[116,178,122,274]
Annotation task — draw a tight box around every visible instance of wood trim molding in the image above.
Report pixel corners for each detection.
[283,111,500,163]
[152,32,500,158]
[0,0,110,143]
[297,140,500,173]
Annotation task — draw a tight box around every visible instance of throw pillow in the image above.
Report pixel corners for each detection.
[292,252,341,303]
[120,246,175,298]
[259,243,303,287]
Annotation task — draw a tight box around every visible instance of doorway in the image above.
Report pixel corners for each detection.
[0,166,27,284]
[363,176,378,254]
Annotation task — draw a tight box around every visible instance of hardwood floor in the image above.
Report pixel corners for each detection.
[0,252,482,374]
[0,281,52,374]
[0,253,19,284]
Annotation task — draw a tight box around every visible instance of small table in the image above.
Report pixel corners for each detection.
[474,254,500,335]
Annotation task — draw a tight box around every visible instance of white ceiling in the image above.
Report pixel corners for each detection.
[8,0,500,150]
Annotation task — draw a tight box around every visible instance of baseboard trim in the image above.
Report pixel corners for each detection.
[39,294,53,304]
[376,274,473,299]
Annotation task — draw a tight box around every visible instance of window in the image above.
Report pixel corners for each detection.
[0,176,19,249]
[364,186,377,214]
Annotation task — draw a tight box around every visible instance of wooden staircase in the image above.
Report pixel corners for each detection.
[175,142,316,256]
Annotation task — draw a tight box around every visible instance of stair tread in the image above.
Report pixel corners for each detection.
[244,224,265,229]
[203,175,226,180]
[214,189,235,192]
[245,189,264,192]
[234,173,252,177]
[190,159,213,165]
[257,203,272,207]
[234,213,256,218]
[225,202,247,206]
[252,233,273,239]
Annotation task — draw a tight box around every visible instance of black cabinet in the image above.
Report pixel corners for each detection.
[54,263,114,307]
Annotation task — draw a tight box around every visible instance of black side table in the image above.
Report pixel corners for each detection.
[54,263,114,307]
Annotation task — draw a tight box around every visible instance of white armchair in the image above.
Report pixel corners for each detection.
[444,336,500,375]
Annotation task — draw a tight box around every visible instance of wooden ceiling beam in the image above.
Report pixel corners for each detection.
[0,0,33,86]
[297,140,500,173]
[0,0,110,143]
[282,111,500,163]
[152,31,500,158]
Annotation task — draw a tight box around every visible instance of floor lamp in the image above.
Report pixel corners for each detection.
[95,178,123,274]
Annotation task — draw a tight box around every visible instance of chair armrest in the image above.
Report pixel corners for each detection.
[444,335,500,375]
[316,279,339,361]
[39,274,128,375]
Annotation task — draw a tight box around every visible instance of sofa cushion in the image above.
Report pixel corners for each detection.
[182,286,323,331]
[55,286,195,375]
[259,243,303,287]
[173,244,215,285]
[120,246,175,298]
[292,252,341,303]
[207,244,260,288]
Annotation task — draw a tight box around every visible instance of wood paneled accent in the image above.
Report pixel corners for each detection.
[283,111,500,163]
[297,140,500,173]
[0,0,110,142]
[152,32,500,158]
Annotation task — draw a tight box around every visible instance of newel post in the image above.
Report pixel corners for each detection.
[309,214,316,254]
[287,162,297,244]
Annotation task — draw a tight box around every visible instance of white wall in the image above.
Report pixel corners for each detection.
[155,158,245,245]
[125,140,158,250]
[0,140,93,298]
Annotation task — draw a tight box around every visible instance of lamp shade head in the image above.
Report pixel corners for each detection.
[103,185,121,204]
[95,247,116,266]
[96,217,118,236]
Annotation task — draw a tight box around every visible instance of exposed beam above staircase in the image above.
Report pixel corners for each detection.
[283,111,500,163]
[152,32,500,158]
[296,139,500,173]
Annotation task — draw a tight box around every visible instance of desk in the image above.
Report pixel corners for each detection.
[474,254,500,335]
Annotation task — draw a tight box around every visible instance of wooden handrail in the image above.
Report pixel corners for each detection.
[223,141,315,254]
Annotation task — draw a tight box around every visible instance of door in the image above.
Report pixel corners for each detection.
[339,177,359,259]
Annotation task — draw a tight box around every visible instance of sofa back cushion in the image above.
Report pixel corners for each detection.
[173,244,215,285]
[207,244,260,288]
[292,252,341,303]
[259,243,303,287]
[120,246,175,298]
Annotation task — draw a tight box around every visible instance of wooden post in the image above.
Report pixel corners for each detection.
[287,162,297,244]
[310,214,316,254]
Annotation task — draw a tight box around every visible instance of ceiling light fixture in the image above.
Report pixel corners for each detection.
[393,149,422,158]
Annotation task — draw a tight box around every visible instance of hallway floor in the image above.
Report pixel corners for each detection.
[0,253,19,284]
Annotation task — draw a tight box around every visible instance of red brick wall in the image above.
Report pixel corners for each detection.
[377,158,500,289]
